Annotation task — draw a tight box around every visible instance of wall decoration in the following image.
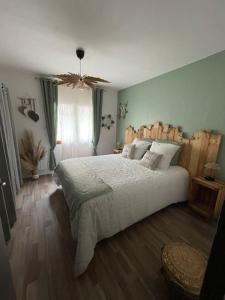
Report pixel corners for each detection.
[18,97,39,122]
[101,114,115,130]
[118,102,128,119]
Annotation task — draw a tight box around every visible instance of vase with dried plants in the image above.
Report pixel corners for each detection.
[20,130,46,179]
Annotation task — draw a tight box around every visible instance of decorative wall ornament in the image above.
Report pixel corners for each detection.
[18,97,39,122]
[118,102,128,119]
[101,114,115,130]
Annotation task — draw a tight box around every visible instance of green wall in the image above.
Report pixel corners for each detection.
[117,50,225,179]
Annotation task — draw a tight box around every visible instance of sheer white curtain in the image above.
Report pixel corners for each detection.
[56,86,93,161]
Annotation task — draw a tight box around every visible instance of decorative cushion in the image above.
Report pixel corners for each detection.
[139,151,162,170]
[121,144,135,159]
[132,138,152,160]
[161,242,207,296]
[150,141,180,170]
[156,139,183,165]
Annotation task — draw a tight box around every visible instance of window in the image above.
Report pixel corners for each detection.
[56,86,93,160]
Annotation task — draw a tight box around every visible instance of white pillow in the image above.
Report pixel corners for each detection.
[121,144,135,159]
[150,141,180,170]
[132,138,152,160]
[139,151,162,170]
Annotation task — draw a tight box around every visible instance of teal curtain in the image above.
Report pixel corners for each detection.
[0,83,19,241]
[92,88,103,155]
[0,84,23,193]
[40,78,58,170]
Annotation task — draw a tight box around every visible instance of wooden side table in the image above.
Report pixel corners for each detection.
[189,176,225,219]
[113,148,122,154]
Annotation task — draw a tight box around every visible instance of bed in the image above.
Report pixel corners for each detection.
[55,154,188,275]
[55,122,221,276]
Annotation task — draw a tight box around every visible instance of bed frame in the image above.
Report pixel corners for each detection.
[124,122,222,177]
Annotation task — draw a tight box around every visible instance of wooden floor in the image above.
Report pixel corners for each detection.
[8,175,217,300]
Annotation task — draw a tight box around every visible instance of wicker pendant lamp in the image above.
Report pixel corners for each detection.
[53,48,110,89]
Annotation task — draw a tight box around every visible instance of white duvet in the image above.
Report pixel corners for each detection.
[58,154,189,276]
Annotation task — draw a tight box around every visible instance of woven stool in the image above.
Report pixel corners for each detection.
[161,242,207,300]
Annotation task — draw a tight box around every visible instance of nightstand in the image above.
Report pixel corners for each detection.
[113,148,122,154]
[189,176,225,219]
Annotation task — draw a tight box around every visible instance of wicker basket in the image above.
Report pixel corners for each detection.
[161,242,207,300]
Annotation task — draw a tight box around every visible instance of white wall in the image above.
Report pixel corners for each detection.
[0,66,118,175]
[0,67,50,175]
[97,88,118,155]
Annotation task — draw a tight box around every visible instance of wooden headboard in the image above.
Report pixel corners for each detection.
[124,122,222,177]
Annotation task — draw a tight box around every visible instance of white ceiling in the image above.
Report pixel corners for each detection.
[0,0,225,89]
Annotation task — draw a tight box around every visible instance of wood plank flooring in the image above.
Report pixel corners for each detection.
[7,175,217,300]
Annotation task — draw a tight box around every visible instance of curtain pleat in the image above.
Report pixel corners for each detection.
[92,88,103,155]
[0,83,21,241]
[4,87,23,187]
[0,84,22,194]
[0,128,16,241]
[40,78,58,170]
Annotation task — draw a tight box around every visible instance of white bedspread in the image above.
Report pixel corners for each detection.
[58,154,189,276]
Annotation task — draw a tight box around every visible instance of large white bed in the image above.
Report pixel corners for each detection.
[55,153,189,276]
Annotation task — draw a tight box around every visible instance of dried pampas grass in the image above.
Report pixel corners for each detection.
[20,130,46,173]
